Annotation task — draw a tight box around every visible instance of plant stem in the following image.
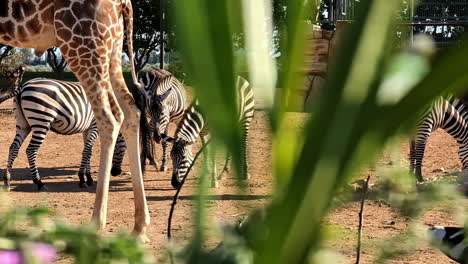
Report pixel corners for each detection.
[167,140,211,239]
[356,175,371,264]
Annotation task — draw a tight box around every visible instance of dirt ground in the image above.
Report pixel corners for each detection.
[0,98,464,263]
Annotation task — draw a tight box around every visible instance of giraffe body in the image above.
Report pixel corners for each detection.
[0,0,150,241]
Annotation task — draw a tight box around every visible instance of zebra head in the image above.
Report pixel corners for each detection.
[2,66,25,92]
[162,134,194,189]
[428,226,467,263]
[149,88,172,143]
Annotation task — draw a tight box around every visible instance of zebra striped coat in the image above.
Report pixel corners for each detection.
[162,76,254,189]
[140,69,186,171]
[1,74,126,191]
[428,226,467,263]
[410,96,468,181]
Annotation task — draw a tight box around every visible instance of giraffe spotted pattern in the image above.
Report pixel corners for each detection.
[0,0,151,242]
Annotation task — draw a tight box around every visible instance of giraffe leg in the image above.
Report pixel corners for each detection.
[64,59,121,231]
[109,51,150,243]
[79,127,98,188]
[26,126,50,191]
[4,124,31,191]
[88,89,121,231]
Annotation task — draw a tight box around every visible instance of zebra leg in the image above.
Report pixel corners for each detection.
[241,117,252,180]
[147,128,158,168]
[25,127,49,191]
[458,143,468,184]
[208,144,218,188]
[111,133,127,177]
[79,128,98,188]
[4,125,31,191]
[219,152,231,180]
[160,127,169,172]
[409,139,416,175]
[199,135,217,188]
[413,137,428,182]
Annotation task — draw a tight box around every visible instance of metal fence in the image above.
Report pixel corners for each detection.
[412,0,468,24]
[325,0,468,25]
[320,0,468,48]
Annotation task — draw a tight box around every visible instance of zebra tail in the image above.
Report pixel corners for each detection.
[0,88,21,104]
[122,0,144,89]
[130,84,150,174]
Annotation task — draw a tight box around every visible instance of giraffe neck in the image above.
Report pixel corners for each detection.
[0,0,56,54]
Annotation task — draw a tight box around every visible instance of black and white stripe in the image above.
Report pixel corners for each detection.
[162,76,255,189]
[140,69,186,171]
[410,96,468,181]
[1,73,127,191]
[428,226,468,263]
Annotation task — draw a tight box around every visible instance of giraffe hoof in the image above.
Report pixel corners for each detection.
[134,233,151,244]
[79,182,88,188]
[160,166,167,172]
[211,181,219,188]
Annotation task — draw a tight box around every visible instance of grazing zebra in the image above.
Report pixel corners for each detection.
[1,67,127,191]
[428,226,467,263]
[409,96,468,182]
[140,69,187,171]
[162,76,254,189]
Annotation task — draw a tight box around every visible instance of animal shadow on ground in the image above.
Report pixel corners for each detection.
[146,194,270,202]
[6,166,90,193]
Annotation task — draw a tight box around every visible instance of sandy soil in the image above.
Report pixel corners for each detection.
[0,98,463,263]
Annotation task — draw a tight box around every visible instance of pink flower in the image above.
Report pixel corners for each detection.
[30,243,57,264]
[0,243,57,264]
[0,250,22,264]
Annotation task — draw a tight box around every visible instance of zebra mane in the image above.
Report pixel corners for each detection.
[147,69,174,94]
[447,95,468,117]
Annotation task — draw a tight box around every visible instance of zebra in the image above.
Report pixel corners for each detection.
[139,69,187,171]
[428,226,467,263]
[1,67,127,191]
[1,66,25,98]
[162,76,254,189]
[409,96,468,182]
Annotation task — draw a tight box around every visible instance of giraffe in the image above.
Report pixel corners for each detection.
[0,0,150,242]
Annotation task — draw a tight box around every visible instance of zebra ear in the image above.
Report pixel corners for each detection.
[159,88,172,101]
[160,88,172,101]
